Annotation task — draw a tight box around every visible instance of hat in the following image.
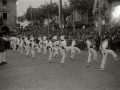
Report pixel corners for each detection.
[53,36,57,40]
[48,36,52,40]
[39,35,41,37]
[88,36,94,40]
[105,36,110,39]
[60,36,65,40]
[43,36,47,40]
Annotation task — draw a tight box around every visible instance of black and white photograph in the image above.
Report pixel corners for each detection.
[0,0,120,90]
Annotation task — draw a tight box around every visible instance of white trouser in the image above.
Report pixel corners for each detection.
[24,45,27,51]
[31,48,35,58]
[87,48,97,63]
[38,44,43,53]
[74,47,81,54]
[37,46,40,53]
[48,48,53,61]
[10,41,14,48]
[13,42,17,51]
[43,45,47,55]
[67,46,75,59]
[26,46,30,56]
[61,48,67,64]
[100,49,117,69]
[19,45,23,53]
[2,51,6,62]
[53,46,58,57]
[58,47,63,56]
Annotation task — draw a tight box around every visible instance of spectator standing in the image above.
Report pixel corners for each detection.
[0,31,7,65]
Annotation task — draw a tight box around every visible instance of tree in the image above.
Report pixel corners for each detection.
[25,2,59,21]
[68,0,94,17]
[107,0,120,3]
[25,5,32,20]
[62,2,71,20]
[40,2,59,19]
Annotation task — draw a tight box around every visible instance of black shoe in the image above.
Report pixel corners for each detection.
[2,62,7,64]
[100,68,105,71]
[48,60,51,63]
[0,63,4,65]
[26,55,29,57]
[70,58,73,61]
[60,63,64,66]
[85,63,90,67]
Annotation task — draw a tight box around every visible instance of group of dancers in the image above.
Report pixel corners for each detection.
[8,34,119,71]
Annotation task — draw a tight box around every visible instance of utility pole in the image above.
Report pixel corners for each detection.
[98,0,101,36]
[48,12,50,36]
[59,0,62,33]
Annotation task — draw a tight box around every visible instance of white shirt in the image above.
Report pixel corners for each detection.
[61,40,67,49]
[30,37,34,41]
[71,40,76,47]
[43,40,48,46]
[16,38,20,45]
[31,41,36,49]
[53,40,59,47]
[48,40,53,48]
[101,39,108,49]
[26,40,30,47]
[38,37,41,41]
[19,38,23,45]
[86,40,92,49]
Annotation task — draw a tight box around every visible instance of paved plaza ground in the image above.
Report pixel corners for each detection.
[0,50,120,90]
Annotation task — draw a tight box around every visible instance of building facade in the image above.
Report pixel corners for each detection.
[0,0,17,32]
[66,10,88,25]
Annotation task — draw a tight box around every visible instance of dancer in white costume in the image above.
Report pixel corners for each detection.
[25,37,30,56]
[67,38,81,60]
[60,36,67,66]
[10,36,15,49]
[86,37,97,67]
[23,36,28,51]
[100,36,119,70]
[43,36,48,56]
[47,37,53,63]
[30,40,37,58]
[12,36,17,51]
[52,36,59,57]
[38,35,43,54]
[18,37,24,54]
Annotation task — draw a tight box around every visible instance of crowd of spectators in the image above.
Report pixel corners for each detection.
[18,25,120,52]
[64,21,94,29]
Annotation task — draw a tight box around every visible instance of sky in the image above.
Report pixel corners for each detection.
[17,0,68,16]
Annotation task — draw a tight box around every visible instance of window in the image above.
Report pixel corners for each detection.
[3,0,7,5]
[3,13,7,20]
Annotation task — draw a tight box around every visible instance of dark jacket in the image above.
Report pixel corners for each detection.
[0,37,5,52]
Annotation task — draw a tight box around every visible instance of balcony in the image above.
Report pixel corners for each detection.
[0,5,10,12]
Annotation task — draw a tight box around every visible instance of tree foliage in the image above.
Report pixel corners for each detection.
[25,2,59,21]
[62,2,71,20]
[107,0,120,3]
[68,0,94,16]
[25,0,95,21]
